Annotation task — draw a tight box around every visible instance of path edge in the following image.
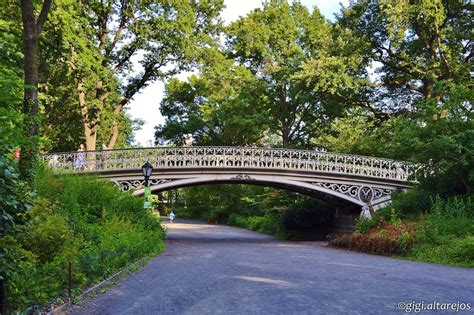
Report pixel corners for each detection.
[47,256,150,315]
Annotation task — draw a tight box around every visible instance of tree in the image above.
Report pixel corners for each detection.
[52,0,223,151]
[0,1,51,309]
[335,0,472,110]
[385,85,473,195]
[155,49,268,146]
[19,0,52,186]
[326,0,473,195]
[157,1,359,148]
[226,0,343,147]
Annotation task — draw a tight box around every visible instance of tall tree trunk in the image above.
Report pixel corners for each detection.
[18,0,53,185]
[19,6,39,187]
[85,126,97,152]
[9,1,52,312]
[107,103,123,149]
[281,125,290,147]
[71,45,100,152]
[77,79,98,152]
[279,83,291,146]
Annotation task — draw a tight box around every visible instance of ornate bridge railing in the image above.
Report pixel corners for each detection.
[40,146,417,182]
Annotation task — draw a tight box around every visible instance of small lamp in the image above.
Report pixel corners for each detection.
[141,161,153,187]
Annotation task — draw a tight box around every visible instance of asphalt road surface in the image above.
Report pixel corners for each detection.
[71,220,474,314]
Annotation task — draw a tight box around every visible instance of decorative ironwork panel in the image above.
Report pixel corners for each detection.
[312,182,393,203]
[113,179,173,192]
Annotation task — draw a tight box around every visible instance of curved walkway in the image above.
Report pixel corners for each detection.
[71,220,474,314]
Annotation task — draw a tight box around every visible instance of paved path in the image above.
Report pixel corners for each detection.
[71,220,474,314]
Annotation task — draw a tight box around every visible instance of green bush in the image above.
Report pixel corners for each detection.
[387,193,474,267]
[389,188,433,218]
[354,207,391,234]
[247,216,265,231]
[23,198,73,263]
[354,216,379,234]
[227,213,282,236]
[424,218,474,241]
[416,195,474,243]
[6,168,165,312]
[258,214,281,235]
[408,236,474,268]
[450,236,474,265]
[431,195,473,219]
[227,213,249,228]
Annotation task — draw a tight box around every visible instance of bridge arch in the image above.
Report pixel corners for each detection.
[40,146,417,217]
[131,175,367,206]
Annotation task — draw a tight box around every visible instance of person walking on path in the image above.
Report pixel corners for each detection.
[169,210,176,224]
[74,144,86,171]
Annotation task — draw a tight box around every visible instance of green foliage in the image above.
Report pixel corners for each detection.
[24,198,73,262]
[390,208,401,226]
[408,237,474,268]
[354,207,391,234]
[337,0,472,109]
[414,196,474,244]
[389,188,433,218]
[317,112,378,155]
[171,185,249,221]
[0,129,32,303]
[227,213,282,237]
[354,217,379,235]
[50,0,224,151]
[341,193,474,267]
[156,63,268,146]
[5,168,165,312]
[157,1,348,147]
[431,195,473,219]
[0,153,31,239]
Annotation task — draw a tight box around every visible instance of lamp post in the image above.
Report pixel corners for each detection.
[141,161,153,187]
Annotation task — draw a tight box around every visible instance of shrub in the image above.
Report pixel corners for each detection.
[258,214,281,235]
[389,188,433,218]
[354,207,390,234]
[23,198,73,263]
[408,236,474,268]
[227,213,249,228]
[247,216,265,231]
[449,236,474,266]
[405,195,474,267]
[6,168,165,312]
[431,195,473,219]
[331,222,417,256]
[227,213,282,237]
[354,216,379,234]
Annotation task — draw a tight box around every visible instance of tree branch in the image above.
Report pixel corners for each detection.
[36,0,53,34]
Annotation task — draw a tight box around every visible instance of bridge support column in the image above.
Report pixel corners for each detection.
[360,205,372,219]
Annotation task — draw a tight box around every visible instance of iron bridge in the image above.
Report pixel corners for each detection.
[40,146,418,217]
